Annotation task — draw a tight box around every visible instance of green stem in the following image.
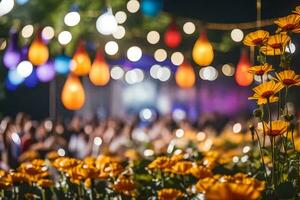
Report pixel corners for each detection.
[285,86,289,115]
[254,129,268,181]
[271,136,275,188]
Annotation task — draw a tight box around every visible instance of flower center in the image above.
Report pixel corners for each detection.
[283,24,295,30]
[252,38,263,44]
[270,43,282,49]
[269,129,281,136]
[256,70,265,76]
[261,91,274,98]
[283,79,296,85]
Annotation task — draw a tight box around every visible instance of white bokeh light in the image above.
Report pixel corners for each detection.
[157,66,171,82]
[150,64,161,79]
[127,46,142,62]
[286,42,296,54]
[96,8,118,35]
[17,61,33,78]
[112,25,126,39]
[42,26,55,40]
[64,11,81,27]
[147,31,160,44]
[233,123,242,133]
[231,29,244,42]
[94,137,102,146]
[199,66,218,81]
[21,25,34,38]
[183,22,196,34]
[127,0,140,13]
[58,31,72,45]
[140,108,153,121]
[105,41,119,55]
[0,0,14,17]
[171,52,184,65]
[154,49,167,62]
[125,68,144,84]
[115,11,127,24]
[222,64,235,76]
[110,66,124,80]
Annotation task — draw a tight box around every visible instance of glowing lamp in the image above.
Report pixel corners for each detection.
[28,31,49,65]
[235,50,253,86]
[24,68,39,88]
[164,22,181,48]
[54,54,71,75]
[70,42,91,76]
[36,60,56,82]
[192,32,214,66]
[175,61,195,89]
[3,32,21,69]
[89,50,110,86]
[141,0,163,17]
[0,0,14,17]
[61,75,85,110]
[96,8,118,35]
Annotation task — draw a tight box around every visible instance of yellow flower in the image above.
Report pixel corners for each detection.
[248,80,284,105]
[243,30,269,47]
[171,161,193,175]
[157,188,184,200]
[9,171,29,184]
[205,182,261,200]
[195,177,217,192]
[260,34,291,56]
[113,175,136,196]
[53,157,80,172]
[46,151,60,161]
[170,153,184,162]
[0,172,11,189]
[263,120,289,136]
[148,156,172,170]
[37,179,53,188]
[124,149,140,161]
[99,162,123,178]
[275,70,300,87]
[248,63,274,76]
[190,165,212,179]
[95,155,120,169]
[84,178,92,188]
[275,14,300,33]
[83,156,96,166]
[18,150,39,163]
[77,163,99,179]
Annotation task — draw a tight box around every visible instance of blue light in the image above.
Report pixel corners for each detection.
[54,54,71,75]
[5,78,18,91]
[8,69,24,85]
[16,0,29,5]
[24,69,39,88]
[141,0,163,17]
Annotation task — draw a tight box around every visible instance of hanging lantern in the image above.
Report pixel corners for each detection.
[3,31,21,69]
[175,61,195,89]
[54,54,71,75]
[28,30,49,65]
[192,32,214,66]
[70,42,91,76]
[235,50,253,86]
[36,60,55,82]
[141,0,163,17]
[61,74,85,110]
[164,21,182,48]
[89,50,110,86]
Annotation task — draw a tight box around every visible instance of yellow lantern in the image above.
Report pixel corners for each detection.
[28,31,49,65]
[61,75,85,110]
[175,61,195,89]
[89,50,110,86]
[192,32,214,66]
[70,42,91,76]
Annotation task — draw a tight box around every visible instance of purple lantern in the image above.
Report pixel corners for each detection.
[3,32,21,69]
[36,60,56,82]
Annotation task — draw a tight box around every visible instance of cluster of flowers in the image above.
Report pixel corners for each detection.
[243,5,300,199]
[0,149,265,200]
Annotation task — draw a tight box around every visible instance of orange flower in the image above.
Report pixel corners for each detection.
[113,175,136,196]
[260,34,291,56]
[157,188,184,200]
[275,70,300,87]
[243,30,269,46]
[190,165,212,179]
[99,162,123,178]
[53,157,80,172]
[248,63,274,76]
[10,171,29,184]
[274,14,300,33]
[262,120,289,136]
[148,156,172,170]
[171,161,193,175]
[37,179,54,188]
[248,80,284,105]
[195,177,217,192]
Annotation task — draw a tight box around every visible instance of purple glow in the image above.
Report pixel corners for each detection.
[3,32,21,69]
[36,60,56,82]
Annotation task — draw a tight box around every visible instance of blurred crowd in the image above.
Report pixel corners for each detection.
[0,112,233,169]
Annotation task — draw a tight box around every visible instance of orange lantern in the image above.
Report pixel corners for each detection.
[28,31,49,65]
[89,50,110,86]
[61,75,85,110]
[192,32,214,66]
[175,61,195,89]
[70,42,91,76]
[235,50,253,86]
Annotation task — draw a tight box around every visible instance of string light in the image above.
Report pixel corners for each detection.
[233,123,242,133]
[0,40,6,50]
[231,28,244,42]
[105,41,119,55]
[115,11,127,24]
[222,64,235,76]
[42,26,55,40]
[171,52,184,65]
[96,8,118,35]
[183,22,196,34]
[58,31,72,45]
[16,61,33,78]
[147,31,160,44]
[0,0,14,17]
[150,64,161,79]
[110,66,124,80]
[127,0,140,13]
[112,25,126,39]
[125,68,144,84]
[21,25,34,38]
[127,46,142,62]
[286,42,296,54]
[154,48,167,62]
[157,66,171,82]
[64,11,81,27]
[199,66,218,81]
